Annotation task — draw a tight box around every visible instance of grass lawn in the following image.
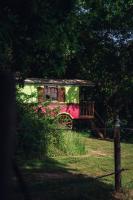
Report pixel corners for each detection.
[12,131,133,200]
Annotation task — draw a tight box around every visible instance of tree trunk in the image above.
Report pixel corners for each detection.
[0,71,16,200]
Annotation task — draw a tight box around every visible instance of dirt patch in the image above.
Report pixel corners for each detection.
[90,150,107,157]
[51,151,108,159]
[112,190,133,200]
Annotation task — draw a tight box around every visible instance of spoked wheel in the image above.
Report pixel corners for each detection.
[57,114,73,129]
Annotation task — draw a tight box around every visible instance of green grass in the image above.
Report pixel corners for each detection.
[49,135,133,189]
[14,131,133,200]
[45,130,87,157]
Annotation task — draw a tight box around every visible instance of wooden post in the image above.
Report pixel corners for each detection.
[0,71,16,200]
[114,115,121,192]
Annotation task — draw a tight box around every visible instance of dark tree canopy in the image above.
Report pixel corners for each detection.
[64,0,133,120]
[0,0,77,77]
[0,0,133,120]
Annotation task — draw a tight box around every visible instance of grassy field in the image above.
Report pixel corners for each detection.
[12,131,133,200]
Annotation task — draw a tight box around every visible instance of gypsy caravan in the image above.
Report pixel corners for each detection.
[19,78,95,129]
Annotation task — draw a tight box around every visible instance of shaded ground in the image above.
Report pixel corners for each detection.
[10,137,133,200]
[10,158,114,200]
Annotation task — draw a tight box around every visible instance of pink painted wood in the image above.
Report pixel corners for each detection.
[38,102,94,119]
[40,103,80,119]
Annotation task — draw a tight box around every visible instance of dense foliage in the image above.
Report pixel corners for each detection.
[0,0,133,125]
[16,90,87,159]
[0,0,77,77]
[64,1,133,124]
[16,98,59,159]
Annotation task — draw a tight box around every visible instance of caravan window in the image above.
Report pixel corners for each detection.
[45,86,58,101]
[37,85,65,102]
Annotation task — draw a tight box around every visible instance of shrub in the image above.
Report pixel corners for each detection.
[16,90,62,159]
[16,89,87,159]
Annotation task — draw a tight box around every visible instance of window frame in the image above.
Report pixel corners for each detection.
[45,85,58,101]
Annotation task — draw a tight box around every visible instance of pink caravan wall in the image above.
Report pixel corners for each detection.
[40,103,80,119]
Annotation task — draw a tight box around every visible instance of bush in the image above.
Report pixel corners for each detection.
[16,104,58,159]
[16,103,87,158]
[16,89,62,159]
[16,90,87,159]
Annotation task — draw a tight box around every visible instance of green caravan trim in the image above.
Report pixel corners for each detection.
[17,83,39,103]
[65,86,79,104]
[18,84,79,104]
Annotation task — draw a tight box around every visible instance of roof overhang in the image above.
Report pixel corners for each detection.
[24,78,95,87]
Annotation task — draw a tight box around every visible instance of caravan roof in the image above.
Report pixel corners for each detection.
[24,78,94,87]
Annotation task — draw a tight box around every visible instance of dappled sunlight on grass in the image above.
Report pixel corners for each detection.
[12,131,133,200]
[12,158,114,200]
[17,134,133,189]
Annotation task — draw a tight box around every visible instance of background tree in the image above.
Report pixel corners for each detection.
[0,1,77,199]
[0,0,78,77]
[65,0,133,123]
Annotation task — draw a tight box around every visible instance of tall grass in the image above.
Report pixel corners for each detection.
[51,131,87,156]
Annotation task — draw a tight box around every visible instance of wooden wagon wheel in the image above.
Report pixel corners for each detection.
[57,114,73,129]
